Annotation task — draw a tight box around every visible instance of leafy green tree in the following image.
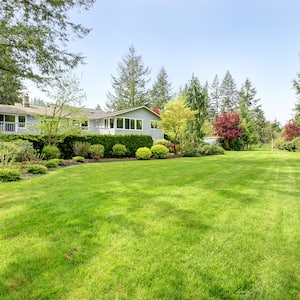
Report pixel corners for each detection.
[220,71,238,112]
[0,71,23,104]
[35,74,88,146]
[106,45,151,111]
[160,94,194,152]
[185,74,208,143]
[150,66,172,110]
[0,0,94,83]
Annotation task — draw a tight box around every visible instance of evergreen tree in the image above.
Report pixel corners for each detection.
[209,74,221,118]
[220,71,238,112]
[0,71,23,104]
[293,70,300,125]
[150,67,172,110]
[185,74,208,143]
[106,46,151,111]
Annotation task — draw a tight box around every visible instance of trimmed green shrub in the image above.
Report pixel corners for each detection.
[73,141,91,158]
[182,143,197,157]
[89,144,105,160]
[24,164,48,174]
[281,141,296,152]
[42,145,60,160]
[210,144,225,155]
[112,144,127,157]
[151,144,169,158]
[199,145,211,156]
[0,168,21,182]
[44,159,64,169]
[72,156,85,162]
[136,147,152,160]
[154,139,171,149]
[293,137,300,151]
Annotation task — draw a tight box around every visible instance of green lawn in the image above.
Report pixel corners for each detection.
[0,150,300,299]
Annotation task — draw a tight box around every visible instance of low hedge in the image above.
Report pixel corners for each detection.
[0,134,153,159]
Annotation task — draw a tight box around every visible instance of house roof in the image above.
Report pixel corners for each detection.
[0,104,161,120]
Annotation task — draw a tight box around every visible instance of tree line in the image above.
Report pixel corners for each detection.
[106,45,282,149]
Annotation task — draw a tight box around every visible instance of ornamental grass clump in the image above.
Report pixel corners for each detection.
[151,144,169,158]
[136,147,152,160]
[73,141,91,158]
[89,144,105,160]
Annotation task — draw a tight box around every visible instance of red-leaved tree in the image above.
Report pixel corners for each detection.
[282,120,300,141]
[213,111,244,149]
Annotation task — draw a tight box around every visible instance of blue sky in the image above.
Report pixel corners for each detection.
[32,0,300,124]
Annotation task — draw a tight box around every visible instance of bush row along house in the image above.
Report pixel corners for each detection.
[0,99,164,141]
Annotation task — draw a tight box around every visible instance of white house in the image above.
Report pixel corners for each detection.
[0,102,164,141]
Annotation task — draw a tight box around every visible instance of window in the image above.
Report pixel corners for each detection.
[136,119,142,130]
[125,118,130,129]
[130,119,135,129]
[151,120,158,129]
[110,118,114,128]
[5,115,15,122]
[117,118,123,129]
[18,116,26,128]
[104,119,109,128]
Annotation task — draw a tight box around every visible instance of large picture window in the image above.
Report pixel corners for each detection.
[117,118,123,129]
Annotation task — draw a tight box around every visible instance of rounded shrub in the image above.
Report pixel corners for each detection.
[293,137,300,151]
[154,139,171,149]
[199,144,211,156]
[0,168,21,182]
[112,143,128,157]
[136,147,152,160]
[13,140,36,162]
[42,145,60,160]
[182,143,197,157]
[151,144,169,158]
[72,156,85,163]
[210,144,225,155]
[24,164,48,174]
[89,144,105,160]
[44,158,64,169]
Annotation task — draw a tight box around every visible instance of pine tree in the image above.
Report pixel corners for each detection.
[150,67,172,110]
[220,71,238,112]
[185,74,208,142]
[209,74,221,118]
[106,46,151,111]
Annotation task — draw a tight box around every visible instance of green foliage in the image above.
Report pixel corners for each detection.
[199,144,225,156]
[182,143,198,157]
[106,45,151,110]
[13,139,37,162]
[151,144,169,158]
[0,168,20,182]
[0,141,18,166]
[136,147,152,160]
[292,137,300,151]
[72,156,85,162]
[89,144,105,160]
[60,134,153,158]
[44,159,64,169]
[112,144,128,158]
[24,164,48,174]
[281,141,296,152]
[42,145,60,160]
[73,141,91,158]
[154,139,171,149]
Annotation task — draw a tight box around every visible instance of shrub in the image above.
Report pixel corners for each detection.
[199,145,211,156]
[89,144,105,160]
[136,147,152,160]
[44,159,64,169]
[24,164,48,174]
[154,139,171,149]
[0,168,21,182]
[182,143,197,157]
[281,141,296,152]
[293,137,300,151]
[0,141,18,166]
[112,144,127,157]
[73,141,91,158]
[42,145,60,160]
[13,140,37,162]
[72,156,85,162]
[151,144,169,158]
[210,144,225,155]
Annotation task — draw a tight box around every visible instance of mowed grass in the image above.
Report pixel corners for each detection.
[0,150,300,299]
